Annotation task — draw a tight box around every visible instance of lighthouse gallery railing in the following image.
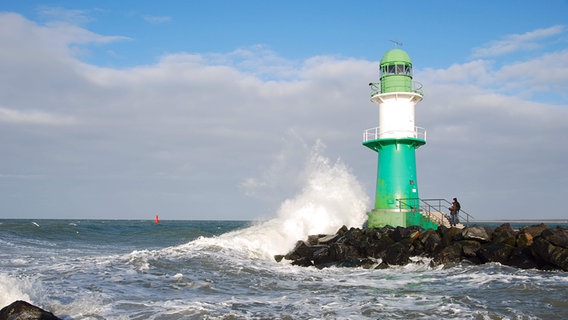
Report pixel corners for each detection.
[369,81,424,96]
[363,126,426,142]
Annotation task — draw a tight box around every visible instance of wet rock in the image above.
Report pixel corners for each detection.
[317,233,341,245]
[344,227,364,244]
[431,243,462,267]
[440,226,464,247]
[517,232,533,247]
[330,243,362,261]
[313,247,334,267]
[364,231,394,258]
[337,257,364,268]
[420,229,441,254]
[478,242,515,264]
[384,242,410,265]
[506,247,539,269]
[0,300,61,320]
[276,224,568,271]
[291,257,313,267]
[541,227,568,248]
[336,225,349,236]
[492,223,517,246]
[391,226,410,242]
[307,234,323,245]
[532,234,568,271]
[520,223,550,238]
[410,237,426,256]
[462,225,492,242]
[460,240,482,258]
[359,258,377,269]
[286,241,327,261]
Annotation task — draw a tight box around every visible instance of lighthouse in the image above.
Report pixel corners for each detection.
[363,48,438,229]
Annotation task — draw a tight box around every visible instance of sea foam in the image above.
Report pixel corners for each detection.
[189,148,370,260]
[0,273,31,308]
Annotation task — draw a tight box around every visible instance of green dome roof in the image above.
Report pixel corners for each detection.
[380,49,412,65]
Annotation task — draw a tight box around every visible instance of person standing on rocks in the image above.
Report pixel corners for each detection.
[449,197,461,226]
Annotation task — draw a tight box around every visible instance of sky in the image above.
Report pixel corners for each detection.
[1,0,567,221]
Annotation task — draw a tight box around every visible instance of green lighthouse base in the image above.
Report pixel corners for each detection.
[367,209,439,230]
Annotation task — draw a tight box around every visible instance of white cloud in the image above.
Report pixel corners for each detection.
[496,49,568,97]
[0,107,78,125]
[423,47,568,101]
[0,13,566,221]
[471,25,565,58]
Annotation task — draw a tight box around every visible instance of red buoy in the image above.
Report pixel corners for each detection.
[154,215,160,223]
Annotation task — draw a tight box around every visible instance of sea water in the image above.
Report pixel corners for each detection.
[1,153,567,319]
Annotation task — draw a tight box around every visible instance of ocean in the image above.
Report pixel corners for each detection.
[1,155,567,319]
[1,218,567,320]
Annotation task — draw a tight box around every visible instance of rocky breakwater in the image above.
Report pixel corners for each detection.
[274,223,568,271]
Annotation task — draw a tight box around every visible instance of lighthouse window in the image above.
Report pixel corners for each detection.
[380,65,396,76]
[381,64,411,76]
[396,64,405,74]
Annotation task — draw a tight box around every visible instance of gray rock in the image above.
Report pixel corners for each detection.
[431,243,462,267]
[462,225,492,242]
[492,223,517,246]
[460,240,482,257]
[520,223,550,238]
[478,242,515,264]
[384,242,410,265]
[532,237,568,271]
[0,300,61,320]
[317,233,340,244]
[541,227,568,248]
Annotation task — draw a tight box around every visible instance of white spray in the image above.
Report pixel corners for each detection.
[191,146,371,260]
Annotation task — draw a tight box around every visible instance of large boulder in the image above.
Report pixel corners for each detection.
[477,242,515,264]
[520,223,550,238]
[317,233,341,245]
[462,225,492,242]
[329,243,361,261]
[0,300,61,320]
[384,242,410,265]
[431,243,462,267]
[343,228,366,247]
[541,227,568,248]
[391,226,411,242]
[492,223,517,246]
[438,226,462,246]
[291,257,313,267]
[285,241,324,260]
[506,247,539,269]
[364,231,394,259]
[531,228,568,271]
[459,240,482,258]
[419,229,442,254]
[516,232,534,248]
[312,246,333,267]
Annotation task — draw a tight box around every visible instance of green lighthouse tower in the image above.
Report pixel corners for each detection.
[363,49,437,229]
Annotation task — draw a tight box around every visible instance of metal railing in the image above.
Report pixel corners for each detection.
[397,198,474,227]
[363,126,426,142]
[369,81,424,97]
